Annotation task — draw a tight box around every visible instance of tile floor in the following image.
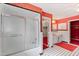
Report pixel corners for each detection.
[42,45,71,56]
[11,45,79,56]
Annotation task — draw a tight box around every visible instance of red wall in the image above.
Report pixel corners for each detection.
[56,15,79,24]
[55,15,79,30]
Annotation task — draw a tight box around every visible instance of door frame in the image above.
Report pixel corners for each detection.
[42,16,50,49]
[41,11,52,49]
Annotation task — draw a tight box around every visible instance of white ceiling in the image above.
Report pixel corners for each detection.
[32,3,79,19]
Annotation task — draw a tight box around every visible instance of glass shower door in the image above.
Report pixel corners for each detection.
[2,13,25,55]
[25,17,39,50]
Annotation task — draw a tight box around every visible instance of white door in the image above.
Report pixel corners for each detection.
[2,13,25,55]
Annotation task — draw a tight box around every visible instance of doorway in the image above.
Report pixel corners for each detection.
[42,17,51,49]
[42,19,49,49]
[70,20,79,45]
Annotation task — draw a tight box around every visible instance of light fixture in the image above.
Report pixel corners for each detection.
[52,20,56,23]
[52,16,56,23]
[77,8,79,12]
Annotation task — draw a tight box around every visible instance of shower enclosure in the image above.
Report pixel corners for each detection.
[0,4,40,56]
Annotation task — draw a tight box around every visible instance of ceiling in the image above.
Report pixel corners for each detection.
[32,3,79,19]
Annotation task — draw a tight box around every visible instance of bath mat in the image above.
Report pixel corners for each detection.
[56,42,77,52]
